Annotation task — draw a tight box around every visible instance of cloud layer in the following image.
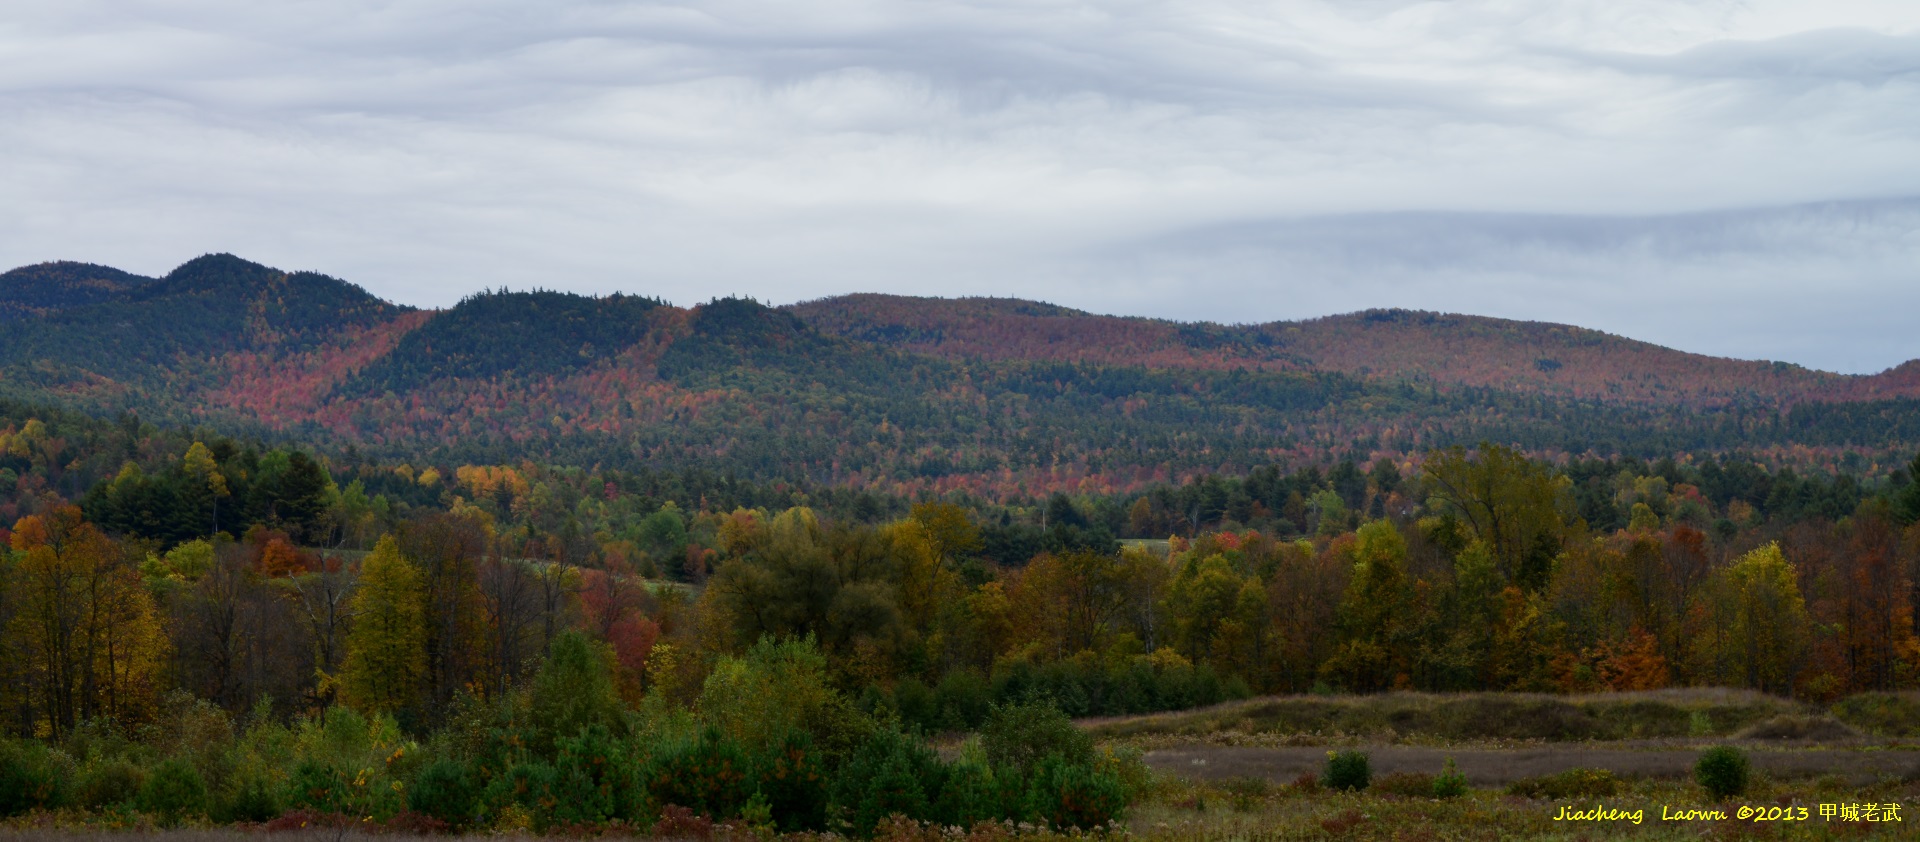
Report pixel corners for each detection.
[3,1,1916,372]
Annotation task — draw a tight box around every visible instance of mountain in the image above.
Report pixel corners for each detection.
[2,255,1918,497]
[1,254,414,412]
[786,294,1920,407]
[0,261,154,321]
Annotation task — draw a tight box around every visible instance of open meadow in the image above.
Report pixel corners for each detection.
[1103,690,1920,840]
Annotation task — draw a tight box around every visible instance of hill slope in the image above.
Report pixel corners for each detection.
[786,295,1920,407]
[0,261,154,321]
[3,256,1918,497]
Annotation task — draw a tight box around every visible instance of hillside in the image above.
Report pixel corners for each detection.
[2,255,1919,497]
[0,261,153,321]
[786,295,1920,407]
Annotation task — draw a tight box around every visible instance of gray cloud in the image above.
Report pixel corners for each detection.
[2,1,1916,372]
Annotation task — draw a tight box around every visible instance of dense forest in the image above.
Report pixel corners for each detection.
[6,255,1920,505]
[2,390,1920,831]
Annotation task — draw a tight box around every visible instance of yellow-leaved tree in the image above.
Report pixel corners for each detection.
[341,536,426,714]
[182,441,229,536]
[7,506,168,737]
[1687,542,1809,693]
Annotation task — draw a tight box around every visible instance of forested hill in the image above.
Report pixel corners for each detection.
[3,254,1920,496]
[786,294,1920,406]
[0,261,154,321]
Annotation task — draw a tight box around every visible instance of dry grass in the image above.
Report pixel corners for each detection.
[1736,716,1865,743]
[1830,693,1920,739]
[1130,773,1920,840]
[1083,690,1831,746]
[1139,745,1920,787]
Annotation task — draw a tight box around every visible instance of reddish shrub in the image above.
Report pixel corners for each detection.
[651,804,715,840]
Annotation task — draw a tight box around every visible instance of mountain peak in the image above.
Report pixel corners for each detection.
[146,253,287,297]
[0,261,154,321]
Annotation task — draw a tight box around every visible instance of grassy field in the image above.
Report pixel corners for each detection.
[1126,774,1920,840]
[1082,689,1920,746]
[1104,690,1920,840]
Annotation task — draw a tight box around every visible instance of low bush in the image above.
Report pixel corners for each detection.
[549,724,641,825]
[1431,758,1469,799]
[283,760,347,814]
[1288,770,1320,794]
[931,761,1005,827]
[980,699,1093,776]
[640,727,753,822]
[757,729,828,832]
[139,758,208,827]
[1696,746,1751,800]
[832,726,946,836]
[1323,750,1371,792]
[218,772,281,824]
[1095,744,1155,799]
[893,678,938,733]
[0,739,72,816]
[487,761,564,829]
[409,759,478,828]
[78,760,145,809]
[1024,755,1127,830]
[933,670,993,730]
[651,804,715,840]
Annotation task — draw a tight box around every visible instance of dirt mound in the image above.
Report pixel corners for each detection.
[1737,715,1863,742]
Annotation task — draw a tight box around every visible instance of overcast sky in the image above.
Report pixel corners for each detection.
[4,1,1917,373]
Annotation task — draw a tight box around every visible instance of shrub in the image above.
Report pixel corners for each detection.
[651,804,715,840]
[852,749,930,836]
[757,729,828,832]
[1431,758,1469,799]
[697,636,869,762]
[219,772,281,824]
[409,759,478,828]
[0,739,72,816]
[1288,770,1320,794]
[831,726,945,836]
[531,631,626,752]
[641,727,753,821]
[1095,744,1154,799]
[1507,768,1619,800]
[283,760,347,813]
[894,678,937,732]
[932,761,1004,827]
[1323,750,1371,792]
[934,671,993,730]
[550,724,640,825]
[980,699,1093,776]
[482,762,559,829]
[1696,746,1751,800]
[79,760,145,809]
[1024,755,1127,830]
[139,758,208,827]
